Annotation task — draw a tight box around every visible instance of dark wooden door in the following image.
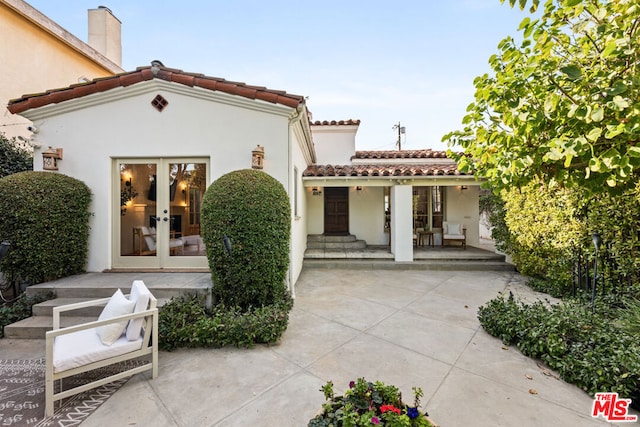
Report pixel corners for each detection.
[324,187,349,235]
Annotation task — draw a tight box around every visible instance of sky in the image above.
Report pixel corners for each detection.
[25,0,533,151]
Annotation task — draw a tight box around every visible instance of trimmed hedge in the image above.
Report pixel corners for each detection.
[158,294,293,351]
[0,172,92,285]
[201,169,291,309]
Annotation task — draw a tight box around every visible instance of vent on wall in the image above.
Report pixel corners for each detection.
[151,94,168,112]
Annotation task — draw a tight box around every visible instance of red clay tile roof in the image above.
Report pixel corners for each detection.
[8,64,305,114]
[303,163,467,177]
[352,149,449,160]
[311,120,361,126]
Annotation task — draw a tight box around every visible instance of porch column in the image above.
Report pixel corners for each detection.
[390,184,413,262]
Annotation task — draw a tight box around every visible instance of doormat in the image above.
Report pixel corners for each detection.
[0,358,141,426]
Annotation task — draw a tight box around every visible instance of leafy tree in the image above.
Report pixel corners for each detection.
[0,132,32,177]
[444,0,640,195]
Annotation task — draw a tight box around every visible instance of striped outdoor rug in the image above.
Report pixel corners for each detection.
[0,358,139,426]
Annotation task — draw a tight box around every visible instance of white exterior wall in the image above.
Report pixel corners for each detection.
[306,187,324,234]
[311,125,357,165]
[26,81,296,272]
[444,185,480,247]
[349,186,386,245]
[289,123,311,293]
[390,185,413,261]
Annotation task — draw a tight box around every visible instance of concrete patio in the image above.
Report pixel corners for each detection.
[2,268,637,426]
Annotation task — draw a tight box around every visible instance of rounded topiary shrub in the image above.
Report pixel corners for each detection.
[202,169,291,310]
[0,171,92,285]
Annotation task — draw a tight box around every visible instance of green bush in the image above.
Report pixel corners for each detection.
[526,277,568,298]
[157,294,293,351]
[619,298,640,336]
[478,294,640,409]
[0,291,55,338]
[0,172,92,285]
[501,183,584,285]
[0,133,32,178]
[201,169,291,309]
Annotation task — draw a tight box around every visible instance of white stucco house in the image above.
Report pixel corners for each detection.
[8,62,481,293]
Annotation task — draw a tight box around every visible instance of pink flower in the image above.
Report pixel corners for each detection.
[371,416,380,425]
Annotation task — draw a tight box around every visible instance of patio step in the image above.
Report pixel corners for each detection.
[4,272,212,339]
[30,297,173,317]
[4,315,97,340]
[4,297,174,339]
[306,234,367,250]
[303,259,516,271]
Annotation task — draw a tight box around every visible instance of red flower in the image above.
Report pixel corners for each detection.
[380,404,401,415]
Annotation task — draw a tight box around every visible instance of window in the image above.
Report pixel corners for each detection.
[384,187,391,230]
[431,186,444,229]
[383,186,445,231]
[410,186,445,230]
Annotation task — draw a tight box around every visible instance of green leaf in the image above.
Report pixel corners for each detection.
[518,17,531,30]
[605,124,624,139]
[564,154,573,168]
[591,107,604,122]
[601,40,618,58]
[627,147,640,158]
[560,65,582,80]
[608,81,627,96]
[586,128,602,142]
[564,0,583,7]
[612,96,629,110]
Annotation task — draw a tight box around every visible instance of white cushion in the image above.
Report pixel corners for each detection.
[443,234,465,240]
[96,289,135,346]
[446,223,462,235]
[126,280,151,341]
[54,328,142,373]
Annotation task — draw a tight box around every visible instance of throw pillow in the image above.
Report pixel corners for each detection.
[447,223,461,235]
[126,280,152,340]
[96,289,135,346]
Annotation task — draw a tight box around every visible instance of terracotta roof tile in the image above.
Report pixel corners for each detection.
[8,63,306,114]
[311,120,361,126]
[352,149,449,160]
[303,163,466,177]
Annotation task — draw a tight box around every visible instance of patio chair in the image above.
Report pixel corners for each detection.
[45,280,158,416]
[442,222,466,249]
[133,226,184,255]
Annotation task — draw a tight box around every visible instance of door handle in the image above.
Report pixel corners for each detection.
[154,216,161,222]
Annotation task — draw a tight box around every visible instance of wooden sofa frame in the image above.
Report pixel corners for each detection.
[45,293,158,416]
[442,226,467,249]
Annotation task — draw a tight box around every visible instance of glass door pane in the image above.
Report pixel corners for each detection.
[120,162,157,257]
[168,162,207,257]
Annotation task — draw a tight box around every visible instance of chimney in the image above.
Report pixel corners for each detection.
[88,6,122,66]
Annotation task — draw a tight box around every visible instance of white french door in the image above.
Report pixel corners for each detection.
[113,158,209,269]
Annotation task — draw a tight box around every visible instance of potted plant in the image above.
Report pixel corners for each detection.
[308,378,436,426]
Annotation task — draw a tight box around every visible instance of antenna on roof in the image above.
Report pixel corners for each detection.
[392,122,405,150]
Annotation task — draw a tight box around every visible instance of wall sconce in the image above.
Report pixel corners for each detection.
[356,186,363,191]
[312,186,322,196]
[460,185,468,191]
[42,147,63,171]
[251,145,264,169]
